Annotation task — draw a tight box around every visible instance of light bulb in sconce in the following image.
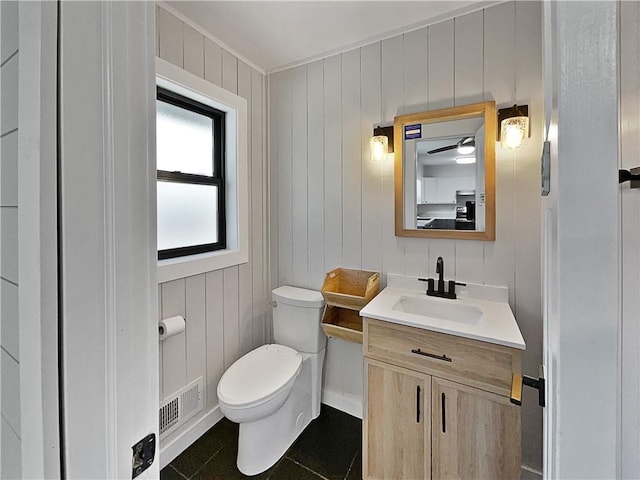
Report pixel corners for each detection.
[497,104,529,149]
[501,116,529,149]
[370,135,388,162]
[371,125,394,162]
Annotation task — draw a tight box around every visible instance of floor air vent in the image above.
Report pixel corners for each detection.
[159,377,203,438]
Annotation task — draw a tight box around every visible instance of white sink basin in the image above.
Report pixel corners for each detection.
[392,296,483,324]
[359,275,526,350]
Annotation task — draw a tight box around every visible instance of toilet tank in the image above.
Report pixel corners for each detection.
[272,286,326,354]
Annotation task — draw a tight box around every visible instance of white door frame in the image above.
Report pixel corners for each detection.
[543,1,620,478]
[17,2,60,478]
[58,2,159,478]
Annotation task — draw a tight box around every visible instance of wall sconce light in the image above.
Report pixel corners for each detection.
[370,125,394,162]
[497,104,529,149]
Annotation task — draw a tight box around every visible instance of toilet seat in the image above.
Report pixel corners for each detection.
[218,344,302,410]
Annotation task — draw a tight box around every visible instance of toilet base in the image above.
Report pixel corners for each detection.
[235,349,324,476]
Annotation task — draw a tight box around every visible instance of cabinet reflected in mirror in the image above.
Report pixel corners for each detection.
[394,102,496,240]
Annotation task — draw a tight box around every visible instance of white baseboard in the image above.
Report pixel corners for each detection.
[321,390,363,419]
[159,407,224,469]
[521,464,542,480]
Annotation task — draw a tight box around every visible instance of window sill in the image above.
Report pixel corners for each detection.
[158,248,248,283]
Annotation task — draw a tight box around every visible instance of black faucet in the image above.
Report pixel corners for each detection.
[419,257,465,299]
[436,257,445,293]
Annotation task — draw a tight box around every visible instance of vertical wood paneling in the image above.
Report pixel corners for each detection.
[222,50,238,94]
[292,65,309,285]
[454,12,484,105]
[425,21,456,279]
[238,60,254,356]
[1,279,19,360]
[427,20,454,110]
[453,10,486,284]
[483,2,517,306]
[276,69,293,285]
[205,270,224,410]
[1,132,18,206]
[204,38,222,86]
[1,0,19,63]
[360,43,383,274]
[323,55,343,272]
[161,279,187,398]
[157,7,183,68]
[185,275,206,383]
[341,49,362,270]
[402,28,430,278]
[269,72,281,290]
[222,267,239,370]
[183,24,204,78]
[307,60,326,288]
[403,28,428,114]
[251,70,266,346]
[381,36,405,278]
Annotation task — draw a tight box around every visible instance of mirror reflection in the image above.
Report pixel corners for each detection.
[394,102,495,240]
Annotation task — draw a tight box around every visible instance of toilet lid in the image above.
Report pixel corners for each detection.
[217,344,302,408]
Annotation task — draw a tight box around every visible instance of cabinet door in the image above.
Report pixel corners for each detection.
[432,378,521,480]
[423,177,438,203]
[436,178,457,203]
[364,359,430,480]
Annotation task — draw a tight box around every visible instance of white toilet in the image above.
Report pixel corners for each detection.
[217,286,326,476]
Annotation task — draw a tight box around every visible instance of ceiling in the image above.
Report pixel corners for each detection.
[165,1,492,73]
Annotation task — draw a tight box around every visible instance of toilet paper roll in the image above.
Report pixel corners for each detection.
[159,315,185,341]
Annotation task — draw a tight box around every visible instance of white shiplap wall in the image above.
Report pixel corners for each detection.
[0,1,22,478]
[269,1,543,471]
[156,5,268,462]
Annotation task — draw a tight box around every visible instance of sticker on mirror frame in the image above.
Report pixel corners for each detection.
[404,124,422,140]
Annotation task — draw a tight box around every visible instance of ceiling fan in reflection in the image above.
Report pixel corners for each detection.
[427,136,475,155]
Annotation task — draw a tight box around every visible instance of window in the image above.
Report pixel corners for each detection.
[156,87,226,259]
[156,58,248,284]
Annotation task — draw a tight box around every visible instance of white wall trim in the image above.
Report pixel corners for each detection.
[157,2,266,75]
[321,392,362,420]
[160,407,224,469]
[156,58,249,283]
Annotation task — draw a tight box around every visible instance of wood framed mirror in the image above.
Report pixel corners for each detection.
[394,101,496,240]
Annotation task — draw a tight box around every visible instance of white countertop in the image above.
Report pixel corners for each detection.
[360,274,526,350]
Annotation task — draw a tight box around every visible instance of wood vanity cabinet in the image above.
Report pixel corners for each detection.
[363,318,522,480]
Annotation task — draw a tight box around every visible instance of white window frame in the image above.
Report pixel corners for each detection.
[155,58,248,283]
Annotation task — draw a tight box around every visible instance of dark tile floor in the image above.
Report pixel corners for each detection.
[161,405,362,480]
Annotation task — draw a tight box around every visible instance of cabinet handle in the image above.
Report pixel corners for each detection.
[416,385,421,423]
[411,348,452,362]
[441,392,446,433]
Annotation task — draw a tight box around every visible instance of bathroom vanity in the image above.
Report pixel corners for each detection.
[360,275,525,480]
